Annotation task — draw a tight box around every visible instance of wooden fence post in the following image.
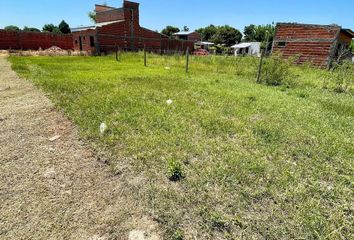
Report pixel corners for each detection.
[144,44,147,67]
[186,47,190,73]
[115,43,119,61]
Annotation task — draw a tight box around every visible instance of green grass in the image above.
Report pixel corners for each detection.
[10,53,354,239]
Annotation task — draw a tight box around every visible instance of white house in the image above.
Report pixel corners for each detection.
[231,42,261,57]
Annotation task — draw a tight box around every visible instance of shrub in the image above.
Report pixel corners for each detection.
[171,228,184,240]
[260,54,294,86]
[167,159,184,181]
[324,60,354,93]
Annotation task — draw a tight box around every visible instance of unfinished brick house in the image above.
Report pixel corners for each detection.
[272,23,354,67]
[72,0,194,54]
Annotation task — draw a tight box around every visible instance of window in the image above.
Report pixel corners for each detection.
[75,40,78,44]
[130,9,134,21]
[89,36,95,47]
[278,42,287,47]
[83,36,86,40]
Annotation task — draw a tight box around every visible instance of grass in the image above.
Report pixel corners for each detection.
[9,53,354,239]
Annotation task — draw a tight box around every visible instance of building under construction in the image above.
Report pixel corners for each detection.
[71,0,195,54]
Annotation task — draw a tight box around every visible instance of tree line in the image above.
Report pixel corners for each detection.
[161,24,275,46]
[3,20,71,34]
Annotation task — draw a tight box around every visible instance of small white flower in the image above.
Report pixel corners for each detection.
[166,99,173,105]
[165,66,171,70]
[100,122,108,134]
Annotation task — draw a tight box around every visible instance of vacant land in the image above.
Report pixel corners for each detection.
[9,53,354,239]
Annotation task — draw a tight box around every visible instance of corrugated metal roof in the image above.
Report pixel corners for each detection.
[71,20,125,33]
[231,42,260,48]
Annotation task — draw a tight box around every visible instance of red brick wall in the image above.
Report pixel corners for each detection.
[0,30,73,50]
[72,29,97,53]
[95,4,116,12]
[188,32,201,42]
[273,23,340,67]
[96,8,125,23]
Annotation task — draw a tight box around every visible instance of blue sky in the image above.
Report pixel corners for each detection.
[0,0,353,32]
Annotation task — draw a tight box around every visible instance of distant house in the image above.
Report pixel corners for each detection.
[173,31,201,42]
[272,23,354,67]
[231,42,261,57]
[195,41,214,51]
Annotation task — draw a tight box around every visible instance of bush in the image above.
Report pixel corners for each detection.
[324,60,354,93]
[260,54,294,86]
[167,159,184,181]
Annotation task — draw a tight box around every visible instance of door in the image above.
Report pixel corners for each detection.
[79,37,83,51]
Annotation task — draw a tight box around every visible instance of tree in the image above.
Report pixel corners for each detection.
[351,40,354,53]
[42,24,61,33]
[196,25,217,41]
[183,26,189,32]
[88,11,97,23]
[59,20,71,34]
[196,25,242,46]
[23,26,41,32]
[243,24,276,43]
[211,25,242,46]
[4,25,20,31]
[161,26,180,37]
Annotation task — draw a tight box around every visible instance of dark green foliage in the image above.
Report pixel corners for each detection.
[243,24,276,44]
[182,26,189,32]
[23,26,41,32]
[161,26,180,37]
[4,25,20,31]
[196,25,217,41]
[58,20,71,34]
[196,25,242,45]
[42,24,61,33]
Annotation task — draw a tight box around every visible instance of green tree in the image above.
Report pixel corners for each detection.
[243,24,276,43]
[211,25,242,46]
[161,26,180,37]
[42,24,60,33]
[196,25,218,41]
[58,20,71,34]
[183,26,189,32]
[4,25,20,31]
[88,11,97,23]
[351,40,354,53]
[23,26,41,32]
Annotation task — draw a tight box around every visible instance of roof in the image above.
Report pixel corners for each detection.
[71,20,125,32]
[341,29,354,38]
[195,41,214,45]
[173,31,196,36]
[231,42,260,48]
[277,22,341,29]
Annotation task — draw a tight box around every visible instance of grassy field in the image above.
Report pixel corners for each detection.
[10,53,353,239]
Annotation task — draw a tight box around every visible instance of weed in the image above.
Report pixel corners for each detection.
[167,159,184,181]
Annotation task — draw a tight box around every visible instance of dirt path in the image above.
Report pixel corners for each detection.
[0,57,160,240]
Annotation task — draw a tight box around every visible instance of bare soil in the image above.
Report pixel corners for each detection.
[0,57,160,240]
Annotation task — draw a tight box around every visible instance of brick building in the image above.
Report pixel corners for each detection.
[173,32,201,42]
[72,0,195,54]
[272,23,354,67]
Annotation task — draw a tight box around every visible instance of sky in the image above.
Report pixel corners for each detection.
[0,0,353,32]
